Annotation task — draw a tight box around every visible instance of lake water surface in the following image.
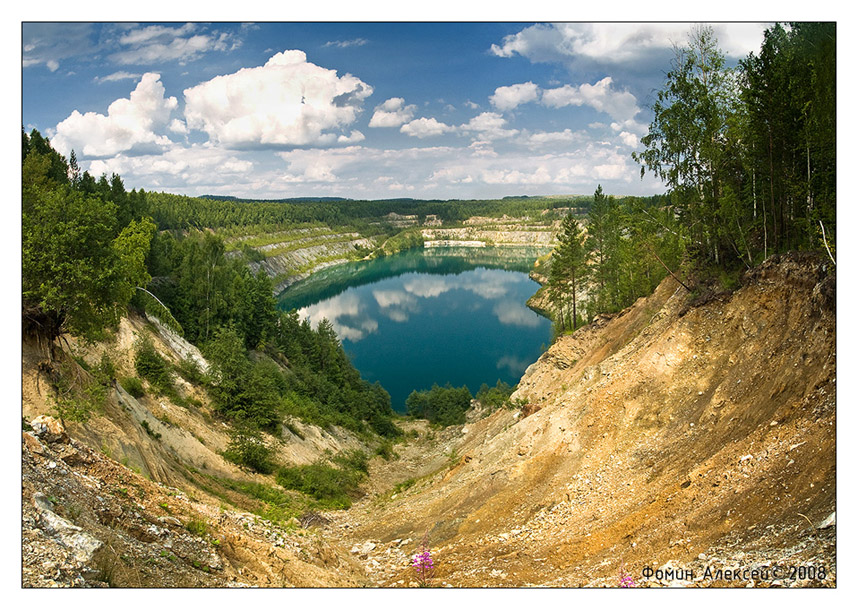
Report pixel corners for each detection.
[277,247,552,412]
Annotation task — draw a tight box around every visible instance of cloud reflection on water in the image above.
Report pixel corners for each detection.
[298,268,542,343]
[461,268,518,300]
[373,288,419,323]
[402,276,453,298]
[298,292,379,342]
[493,300,542,327]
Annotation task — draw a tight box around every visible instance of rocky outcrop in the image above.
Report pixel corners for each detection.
[424,240,486,248]
[249,237,376,293]
[421,227,556,247]
[22,416,368,588]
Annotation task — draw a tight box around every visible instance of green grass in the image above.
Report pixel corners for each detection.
[216,478,306,524]
[185,518,208,536]
[392,478,416,494]
[120,376,145,398]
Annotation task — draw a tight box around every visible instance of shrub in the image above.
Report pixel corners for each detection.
[205,328,282,431]
[53,380,106,422]
[240,243,265,263]
[134,336,173,395]
[216,478,302,525]
[120,376,145,398]
[139,419,161,440]
[375,439,397,460]
[222,429,275,474]
[476,380,515,410]
[175,357,206,385]
[332,449,369,475]
[51,359,107,422]
[185,518,208,536]
[275,461,362,509]
[94,352,117,384]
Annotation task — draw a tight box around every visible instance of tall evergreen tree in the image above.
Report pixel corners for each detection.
[549,213,589,331]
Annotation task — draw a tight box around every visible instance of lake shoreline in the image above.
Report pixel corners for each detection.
[277,247,553,412]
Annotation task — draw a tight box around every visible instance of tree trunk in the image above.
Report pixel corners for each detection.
[571,275,577,331]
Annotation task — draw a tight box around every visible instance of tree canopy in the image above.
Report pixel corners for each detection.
[22,129,155,343]
[634,22,835,268]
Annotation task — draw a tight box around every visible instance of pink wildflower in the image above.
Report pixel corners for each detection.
[413,535,435,586]
[619,564,636,588]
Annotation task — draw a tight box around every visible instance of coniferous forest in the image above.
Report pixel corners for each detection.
[545,23,835,333]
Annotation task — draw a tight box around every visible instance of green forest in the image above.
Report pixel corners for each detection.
[22,129,401,471]
[21,22,835,447]
[143,190,584,232]
[545,23,835,333]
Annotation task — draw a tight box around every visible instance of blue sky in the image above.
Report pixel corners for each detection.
[22,21,772,200]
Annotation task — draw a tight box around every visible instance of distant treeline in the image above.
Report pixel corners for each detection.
[143,191,615,231]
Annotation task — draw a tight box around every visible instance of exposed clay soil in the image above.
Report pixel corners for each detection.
[21,253,836,588]
[321,253,836,588]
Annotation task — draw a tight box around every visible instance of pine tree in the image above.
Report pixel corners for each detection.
[550,213,589,331]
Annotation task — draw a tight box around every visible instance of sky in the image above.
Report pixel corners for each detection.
[21,21,774,200]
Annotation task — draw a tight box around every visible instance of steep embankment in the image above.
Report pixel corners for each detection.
[22,419,369,587]
[329,253,836,587]
[21,253,835,588]
[22,315,365,486]
[237,227,378,293]
[21,312,375,587]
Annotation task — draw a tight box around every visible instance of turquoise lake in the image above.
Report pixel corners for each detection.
[277,247,552,412]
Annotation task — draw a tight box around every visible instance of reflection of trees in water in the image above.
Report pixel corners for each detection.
[277,247,550,311]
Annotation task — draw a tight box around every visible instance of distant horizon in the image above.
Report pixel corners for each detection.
[165,191,662,202]
[23,22,768,200]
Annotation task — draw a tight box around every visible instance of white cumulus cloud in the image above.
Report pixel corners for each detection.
[183,50,373,148]
[338,130,366,144]
[542,78,639,121]
[617,131,639,148]
[51,73,177,158]
[491,23,768,67]
[400,117,455,139]
[169,119,189,134]
[541,77,648,135]
[369,97,417,128]
[525,129,586,148]
[489,82,540,112]
[85,143,254,191]
[460,112,519,140]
